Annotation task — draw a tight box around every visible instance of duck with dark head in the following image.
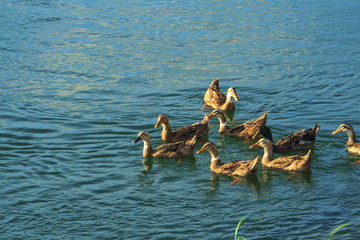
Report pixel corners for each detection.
[258,124,320,153]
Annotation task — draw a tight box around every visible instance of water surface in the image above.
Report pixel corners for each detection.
[1,0,360,239]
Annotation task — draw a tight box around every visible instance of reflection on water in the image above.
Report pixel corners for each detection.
[260,168,312,186]
[207,171,262,195]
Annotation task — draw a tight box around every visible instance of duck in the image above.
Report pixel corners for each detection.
[133,131,197,162]
[258,124,320,153]
[250,138,312,171]
[208,109,267,140]
[154,114,209,142]
[332,123,360,155]
[196,142,261,177]
[203,79,239,110]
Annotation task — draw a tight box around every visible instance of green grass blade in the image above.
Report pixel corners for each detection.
[234,217,263,240]
[235,216,247,240]
[328,222,360,240]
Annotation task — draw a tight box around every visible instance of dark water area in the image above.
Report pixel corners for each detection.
[1,0,360,239]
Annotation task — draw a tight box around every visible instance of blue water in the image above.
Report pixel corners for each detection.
[1,0,360,239]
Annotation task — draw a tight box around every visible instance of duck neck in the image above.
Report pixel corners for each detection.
[261,144,273,165]
[142,139,153,157]
[345,128,358,146]
[161,122,172,141]
[209,149,222,170]
[223,93,235,109]
[217,115,229,132]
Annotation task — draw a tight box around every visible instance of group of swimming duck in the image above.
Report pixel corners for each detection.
[134,79,360,178]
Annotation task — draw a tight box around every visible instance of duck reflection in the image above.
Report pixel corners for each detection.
[140,154,196,177]
[138,157,155,186]
[141,157,153,175]
[348,154,360,164]
[206,172,262,194]
[137,157,156,186]
[260,168,312,186]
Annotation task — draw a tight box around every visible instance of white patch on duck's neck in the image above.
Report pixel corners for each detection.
[220,122,228,128]
[211,156,220,162]
[143,140,152,150]
[226,92,233,103]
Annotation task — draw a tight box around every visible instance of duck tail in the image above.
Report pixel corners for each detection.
[250,156,262,172]
[313,123,320,135]
[187,134,197,148]
[303,150,312,169]
[201,114,209,124]
[210,78,220,90]
[303,123,320,141]
[254,111,267,126]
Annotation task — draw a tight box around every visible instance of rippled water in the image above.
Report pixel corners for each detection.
[1,0,360,239]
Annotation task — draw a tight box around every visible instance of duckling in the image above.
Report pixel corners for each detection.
[250,138,312,171]
[258,124,320,153]
[154,114,209,142]
[332,123,360,155]
[196,142,261,177]
[133,131,197,162]
[203,79,239,110]
[209,109,267,140]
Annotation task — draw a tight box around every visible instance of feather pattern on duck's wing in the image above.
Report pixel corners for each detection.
[207,91,226,106]
[267,154,309,170]
[230,111,267,134]
[165,119,209,142]
[274,124,319,152]
[227,123,259,139]
[347,143,360,155]
[275,130,312,152]
[275,129,305,144]
[249,111,267,126]
[302,124,320,141]
[193,122,209,138]
[153,141,185,158]
[171,124,198,141]
[204,79,226,106]
[227,124,246,134]
[217,160,253,174]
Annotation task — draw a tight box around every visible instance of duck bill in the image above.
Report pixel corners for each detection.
[332,128,341,134]
[133,136,141,143]
[249,142,260,149]
[233,93,240,102]
[154,120,161,128]
[208,111,216,118]
[196,147,206,154]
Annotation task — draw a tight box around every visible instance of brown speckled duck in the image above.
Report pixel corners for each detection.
[196,142,261,177]
[209,109,267,140]
[133,131,197,160]
[332,123,360,155]
[203,79,239,110]
[154,114,209,142]
[250,138,312,171]
[258,124,320,153]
